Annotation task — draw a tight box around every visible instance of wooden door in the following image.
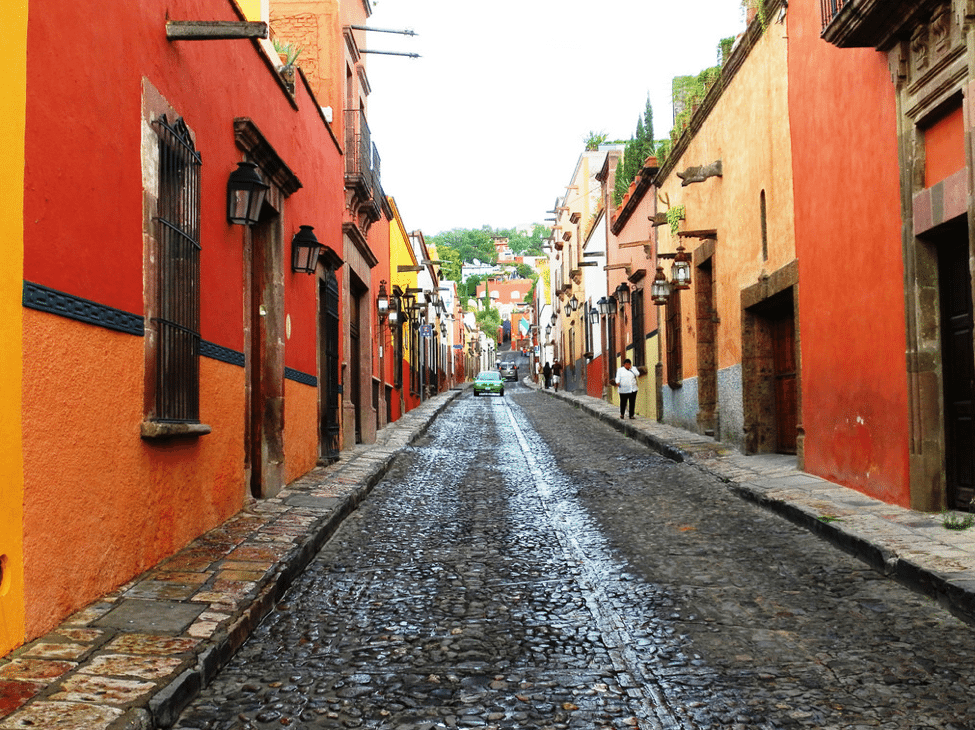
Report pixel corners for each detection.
[771,313,798,454]
[939,236,975,508]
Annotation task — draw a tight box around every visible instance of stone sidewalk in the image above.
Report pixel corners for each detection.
[3,379,975,729]
[0,389,464,730]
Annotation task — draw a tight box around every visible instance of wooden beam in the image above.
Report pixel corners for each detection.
[167,21,268,40]
[677,229,718,238]
[397,265,424,272]
[619,240,652,248]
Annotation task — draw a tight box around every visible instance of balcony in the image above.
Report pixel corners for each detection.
[821,0,934,50]
[344,108,383,225]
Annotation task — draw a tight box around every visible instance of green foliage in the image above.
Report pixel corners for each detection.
[667,205,685,237]
[671,66,722,144]
[612,94,656,207]
[427,227,497,269]
[437,246,463,283]
[475,306,502,343]
[513,263,535,279]
[719,36,736,65]
[428,225,547,284]
[272,38,302,65]
[584,131,608,151]
[942,510,975,530]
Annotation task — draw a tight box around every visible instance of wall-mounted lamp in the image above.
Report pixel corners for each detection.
[550,312,558,326]
[616,283,631,307]
[564,301,572,318]
[589,306,600,325]
[291,225,322,274]
[570,295,579,311]
[377,280,390,319]
[545,324,552,338]
[671,244,692,290]
[440,322,447,336]
[597,296,612,316]
[651,266,671,305]
[227,161,269,226]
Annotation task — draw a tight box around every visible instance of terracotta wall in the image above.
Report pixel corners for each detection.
[657,21,795,443]
[788,0,908,505]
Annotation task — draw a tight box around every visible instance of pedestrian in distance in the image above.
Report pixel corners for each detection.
[613,358,638,419]
[552,361,562,392]
[542,361,552,389]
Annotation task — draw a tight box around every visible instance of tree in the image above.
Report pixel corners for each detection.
[475,305,502,344]
[437,246,462,283]
[613,94,656,207]
[584,130,608,151]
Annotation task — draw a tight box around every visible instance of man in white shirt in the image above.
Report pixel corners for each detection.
[613,358,638,419]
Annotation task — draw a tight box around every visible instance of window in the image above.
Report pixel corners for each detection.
[760,190,768,262]
[150,115,202,423]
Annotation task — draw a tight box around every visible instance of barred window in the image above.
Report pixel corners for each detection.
[151,115,202,422]
[631,288,645,368]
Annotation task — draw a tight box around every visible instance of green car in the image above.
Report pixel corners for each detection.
[473,370,504,397]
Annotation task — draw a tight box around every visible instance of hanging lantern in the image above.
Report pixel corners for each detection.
[616,283,631,306]
[650,265,671,305]
[671,244,692,290]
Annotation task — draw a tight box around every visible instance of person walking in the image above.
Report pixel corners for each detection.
[613,358,638,419]
[552,361,562,392]
[542,361,552,389]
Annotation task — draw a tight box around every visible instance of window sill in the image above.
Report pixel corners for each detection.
[141,421,212,440]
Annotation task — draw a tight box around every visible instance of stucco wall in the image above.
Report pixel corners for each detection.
[788,0,907,505]
[0,0,27,655]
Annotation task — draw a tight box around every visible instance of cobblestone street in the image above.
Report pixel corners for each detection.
[174,382,975,730]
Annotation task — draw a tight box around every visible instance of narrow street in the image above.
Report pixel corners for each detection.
[175,378,975,730]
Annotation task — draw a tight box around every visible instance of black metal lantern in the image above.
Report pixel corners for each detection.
[291,225,322,274]
[597,296,611,316]
[440,322,447,336]
[377,280,390,318]
[227,161,269,226]
[550,312,558,326]
[651,265,671,305]
[545,324,552,338]
[589,305,600,325]
[564,301,572,317]
[616,283,631,306]
[607,295,618,314]
[570,295,579,311]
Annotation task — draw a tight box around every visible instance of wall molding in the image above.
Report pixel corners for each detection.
[22,281,317,386]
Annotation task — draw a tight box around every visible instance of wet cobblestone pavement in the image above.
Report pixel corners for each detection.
[174,383,975,729]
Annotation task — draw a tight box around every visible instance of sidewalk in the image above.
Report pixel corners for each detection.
[533,379,975,629]
[3,381,975,729]
[0,389,464,730]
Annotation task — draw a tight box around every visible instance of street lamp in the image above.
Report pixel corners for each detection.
[570,295,579,311]
[550,312,558,326]
[290,225,322,274]
[226,161,268,226]
[597,296,612,316]
[377,280,390,319]
[589,305,600,325]
[651,266,671,305]
[564,301,572,317]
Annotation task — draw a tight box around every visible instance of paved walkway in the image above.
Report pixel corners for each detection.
[2,381,974,729]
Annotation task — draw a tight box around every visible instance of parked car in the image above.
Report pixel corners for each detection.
[498,361,518,381]
[473,370,504,397]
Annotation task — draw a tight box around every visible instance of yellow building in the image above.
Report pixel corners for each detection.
[0,0,28,655]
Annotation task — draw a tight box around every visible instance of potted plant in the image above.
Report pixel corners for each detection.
[271,39,302,93]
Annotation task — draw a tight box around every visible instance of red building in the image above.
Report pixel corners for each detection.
[18,0,344,643]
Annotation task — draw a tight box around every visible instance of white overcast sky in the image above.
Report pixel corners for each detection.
[364,0,747,236]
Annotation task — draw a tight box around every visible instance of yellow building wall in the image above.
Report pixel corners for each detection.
[237,0,266,22]
[658,26,795,381]
[0,0,27,655]
[388,199,418,368]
